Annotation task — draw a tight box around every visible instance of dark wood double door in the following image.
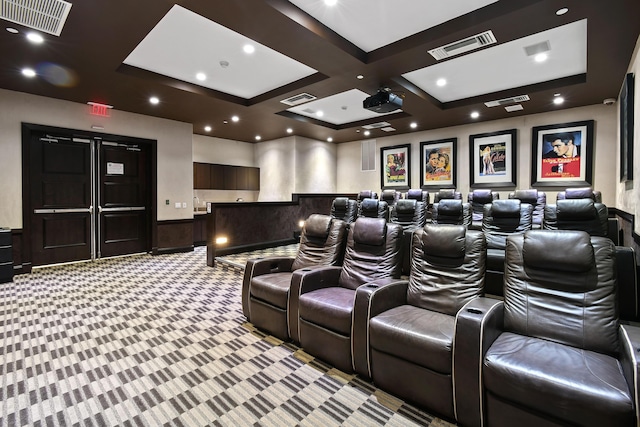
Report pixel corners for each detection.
[26,126,152,266]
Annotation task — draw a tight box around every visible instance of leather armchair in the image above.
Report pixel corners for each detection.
[381,189,401,207]
[359,224,486,421]
[357,198,389,220]
[548,192,619,244]
[357,190,378,203]
[468,189,499,230]
[433,188,462,203]
[330,197,357,223]
[508,189,546,229]
[242,214,348,340]
[432,199,471,226]
[289,217,403,373]
[482,199,533,296]
[455,230,640,427]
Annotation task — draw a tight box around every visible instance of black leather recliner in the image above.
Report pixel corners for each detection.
[454,230,640,427]
[468,189,499,230]
[556,186,602,202]
[508,189,546,229]
[358,224,486,421]
[381,189,401,208]
[330,197,357,223]
[390,198,427,275]
[405,189,429,203]
[288,217,403,373]
[432,199,471,226]
[357,198,389,220]
[482,199,532,296]
[433,189,461,203]
[241,214,348,340]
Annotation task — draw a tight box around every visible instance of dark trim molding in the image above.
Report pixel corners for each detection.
[216,238,297,257]
[153,246,194,255]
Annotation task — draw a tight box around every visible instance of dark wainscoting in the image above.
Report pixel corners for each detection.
[207,193,355,265]
[615,208,640,265]
[154,219,194,255]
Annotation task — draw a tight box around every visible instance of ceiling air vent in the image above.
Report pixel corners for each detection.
[280,92,316,106]
[484,95,530,108]
[1,0,72,36]
[362,122,391,130]
[428,30,496,60]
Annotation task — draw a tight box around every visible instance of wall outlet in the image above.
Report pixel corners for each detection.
[182,202,187,208]
[175,202,181,208]
[165,199,170,205]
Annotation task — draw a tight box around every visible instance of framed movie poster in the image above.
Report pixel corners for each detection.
[380,143,411,189]
[620,73,634,182]
[469,129,517,187]
[531,120,594,187]
[420,138,456,189]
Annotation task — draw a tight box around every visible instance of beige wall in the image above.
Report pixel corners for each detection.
[293,136,337,194]
[337,104,617,206]
[0,88,194,228]
[617,34,640,233]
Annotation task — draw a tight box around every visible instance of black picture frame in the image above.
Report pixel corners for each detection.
[419,138,457,189]
[620,73,634,182]
[531,120,594,187]
[469,129,517,188]
[380,143,411,190]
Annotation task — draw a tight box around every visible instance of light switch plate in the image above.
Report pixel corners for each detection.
[182,202,187,208]
[175,202,181,208]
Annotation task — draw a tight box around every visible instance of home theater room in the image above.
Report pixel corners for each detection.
[1,0,640,426]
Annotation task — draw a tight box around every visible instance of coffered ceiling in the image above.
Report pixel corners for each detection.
[0,0,638,143]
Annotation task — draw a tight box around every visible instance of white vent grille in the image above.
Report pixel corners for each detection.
[484,95,530,108]
[505,104,524,112]
[280,92,316,106]
[362,122,390,130]
[1,0,72,36]
[428,30,496,60]
[361,140,376,171]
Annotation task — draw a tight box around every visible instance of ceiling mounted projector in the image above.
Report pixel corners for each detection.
[363,89,403,113]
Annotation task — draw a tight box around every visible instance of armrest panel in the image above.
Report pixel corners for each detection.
[453,297,504,427]
[242,257,294,320]
[352,279,408,377]
[619,324,640,425]
[287,266,342,343]
[616,246,638,321]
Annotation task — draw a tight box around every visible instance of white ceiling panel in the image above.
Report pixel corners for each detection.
[287,0,498,52]
[123,5,317,99]
[287,89,400,124]
[402,19,588,103]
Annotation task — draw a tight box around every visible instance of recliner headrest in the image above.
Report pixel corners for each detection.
[353,217,386,246]
[406,189,423,200]
[472,189,494,203]
[438,199,463,215]
[491,199,521,217]
[564,187,595,200]
[361,198,379,211]
[381,190,397,201]
[395,199,416,213]
[358,190,374,200]
[557,199,597,219]
[332,197,348,209]
[438,189,456,199]
[421,224,466,260]
[304,214,332,238]
[513,189,538,204]
[522,230,593,273]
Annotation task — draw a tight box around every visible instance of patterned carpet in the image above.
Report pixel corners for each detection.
[0,246,453,427]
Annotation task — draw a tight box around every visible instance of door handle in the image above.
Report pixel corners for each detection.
[34,208,91,214]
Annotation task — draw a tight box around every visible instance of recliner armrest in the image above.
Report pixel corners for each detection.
[242,257,294,319]
[287,266,343,342]
[616,246,638,321]
[619,324,640,425]
[453,297,504,427]
[609,218,620,245]
[352,279,409,377]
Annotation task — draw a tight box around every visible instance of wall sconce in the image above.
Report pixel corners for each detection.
[298,220,305,228]
[215,236,228,245]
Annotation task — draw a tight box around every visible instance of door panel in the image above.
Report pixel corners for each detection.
[30,134,92,266]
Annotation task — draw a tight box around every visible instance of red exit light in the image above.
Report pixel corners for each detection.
[88,102,113,117]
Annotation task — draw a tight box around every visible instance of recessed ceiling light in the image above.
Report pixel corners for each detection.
[223,120,228,124]
[204,126,212,132]
[553,97,564,105]
[364,130,371,136]
[255,135,261,141]
[231,115,239,122]
[149,96,159,105]
[470,111,480,119]
[26,32,44,44]
[316,111,324,117]
[554,93,561,97]
[327,137,333,142]
[21,68,36,78]
[356,75,364,80]
[243,44,255,54]
[436,78,447,87]
[534,53,548,62]
[410,122,418,129]
[556,7,568,16]
[325,0,338,5]
[6,28,18,34]
[286,128,293,134]
[196,72,206,81]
